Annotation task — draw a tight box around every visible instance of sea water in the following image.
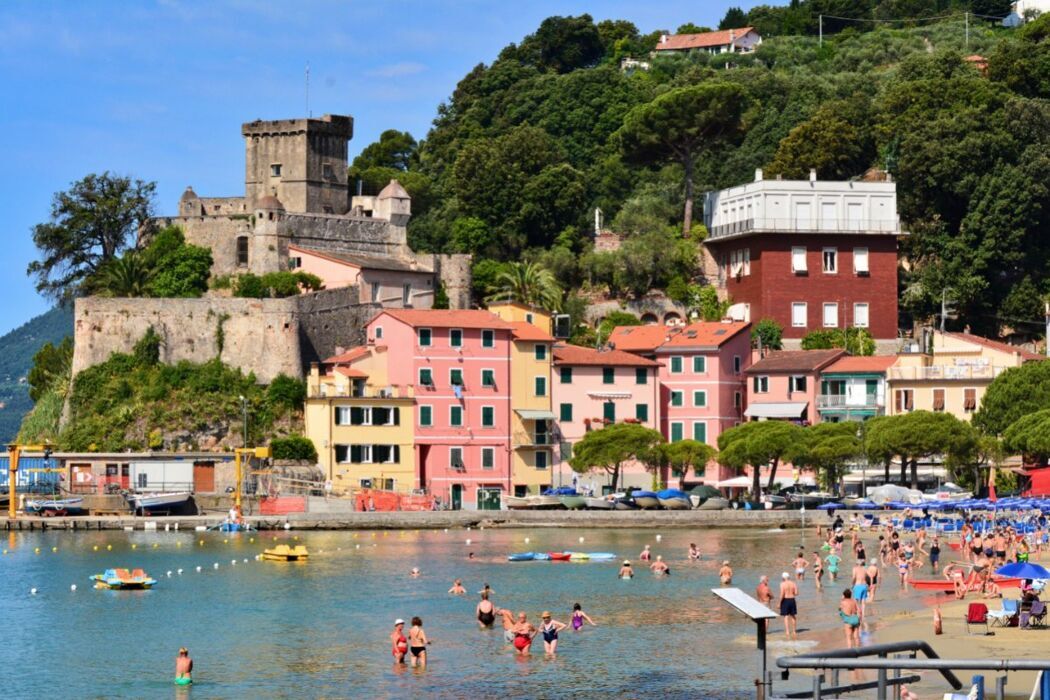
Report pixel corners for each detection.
[0,526,922,698]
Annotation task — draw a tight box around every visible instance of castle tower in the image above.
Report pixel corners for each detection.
[251,195,287,274]
[374,179,411,227]
[242,114,353,215]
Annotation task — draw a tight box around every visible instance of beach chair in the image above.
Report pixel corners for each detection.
[964,602,989,634]
[1028,601,1047,629]
[986,599,1018,628]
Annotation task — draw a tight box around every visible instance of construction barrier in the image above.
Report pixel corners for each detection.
[258,496,307,515]
[354,489,436,512]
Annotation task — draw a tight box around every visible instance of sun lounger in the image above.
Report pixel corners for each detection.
[986,599,1018,628]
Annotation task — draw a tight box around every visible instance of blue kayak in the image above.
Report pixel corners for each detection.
[507,552,536,562]
[533,552,551,561]
[588,552,616,561]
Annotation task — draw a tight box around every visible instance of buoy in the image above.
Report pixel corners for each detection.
[195,566,202,573]
[243,558,248,563]
[213,563,219,569]
[249,538,254,543]
[223,539,228,544]
[153,543,159,548]
[166,571,172,577]
[231,560,236,565]
[176,542,181,548]
[355,544,360,549]
[655,534,662,542]
[30,588,37,595]
[70,584,77,592]
[466,526,471,531]
[34,548,40,554]
[106,545,112,551]
[284,523,291,530]
[443,529,448,533]
[578,537,585,543]
[525,537,530,544]
[2,550,7,555]
[177,569,183,575]
[273,536,278,541]
[51,547,58,553]
[93,545,98,551]
[466,539,472,545]
[293,536,299,541]
[199,540,205,546]
[131,544,137,549]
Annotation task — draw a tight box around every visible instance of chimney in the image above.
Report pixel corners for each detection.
[754,168,763,182]
[809,168,817,182]
[660,34,668,44]
[334,346,346,356]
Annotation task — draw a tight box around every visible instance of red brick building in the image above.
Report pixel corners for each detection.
[703,170,904,343]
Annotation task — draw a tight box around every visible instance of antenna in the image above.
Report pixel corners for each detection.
[305,62,311,117]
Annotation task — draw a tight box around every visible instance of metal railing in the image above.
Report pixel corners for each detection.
[707,217,901,240]
[513,432,551,447]
[308,384,415,399]
[816,394,883,409]
[888,365,1006,381]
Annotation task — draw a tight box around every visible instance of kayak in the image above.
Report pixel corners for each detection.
[533,552,551,561]
[547,552,571,561]
[569,552,590,561]
[910,576,1024,592]
[507,552,536,562]
[587,552,616,561]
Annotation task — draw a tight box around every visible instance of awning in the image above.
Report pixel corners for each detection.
[744,402,808,419]
[716,476,753,488]
[514,409,556,420]
[587,391,633,399]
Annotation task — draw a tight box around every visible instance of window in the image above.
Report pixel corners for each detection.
[733,356,742,375]
[753,376,769,393]
[670,422,684,442]
[334,407,351,425]
[789,376,807,393]
[822,248,838,273]
[670,356,684,374]
[372,407,398,425]
[964,388,977,412]
[693,356,706,373]
[791,246,807,273]
[693,422,707,444]
[894,389,914,412]
[853,247,869,274]
[236,236,249,266]
[823,303,838,328]
[603,401,616,423]
[535,451,548,470]
[481,330,495,348]
[402,284,411,305]
[450,329,463,348]
[374,326,384,340]
[371,282,381,301]
[450,447,464,469]
[635,403,648,422]
[419,405,432,427]
[635,368,648,384]
[734,391,742,408]
[270,163,282,177]
[450,368,463,386]
[289,256,302,269]
[693,390,707,408]
[603,367,614,384]
[560,403,573,422]
[322,162,333,180]
[534,344,547,361]
[481,406,495,427]
[853,303,869,328]
[671,390,684,407]
[534,376,547,397]
[560,367,572,384]
[481,369,495,387]
[481,447,495,470]
[791,302,807,328]
[743,248,751,276]
[418,328,432,347]
[933,388,945,412]
[526,313,534,324]
[418,368,433,386]
[450,405,463,426]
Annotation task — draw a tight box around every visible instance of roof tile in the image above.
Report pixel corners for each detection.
[508,321,554,342]
[824,356,897,374]
[553,344,660,367]
[378,309,515,330]
[944,332,1044,362]
[745,349,845,374]
[655,27,756,51]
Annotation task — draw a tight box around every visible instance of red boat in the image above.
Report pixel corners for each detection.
[910,575,1024,592]
[547,552,571,561]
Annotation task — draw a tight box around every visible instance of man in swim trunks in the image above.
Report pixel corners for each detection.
[175,647,193,683]
[778,572,799,640]
[497,607,516,643]
[839,589,861,648]
[619,560,634,578]
[851,562,869,618]
[756,575,774,629]
[476,591,496,629]
[511,612,537,656]
[719,560,733,585]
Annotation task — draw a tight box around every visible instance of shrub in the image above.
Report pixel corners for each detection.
[267,374,306,410]
[751,318,784,350]
[133,327,162,366]
[270,435,318,461]
[233,271,324,298]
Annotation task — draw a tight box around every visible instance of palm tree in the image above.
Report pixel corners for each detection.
[487,262,562,311]
[95,251,154,297]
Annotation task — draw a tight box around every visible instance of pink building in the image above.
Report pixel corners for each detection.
[551,344,661,492]
[367,309,514,510]
[289,244,436,307]
[743,349,845,426]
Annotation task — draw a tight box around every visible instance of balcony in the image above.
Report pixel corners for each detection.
[817,394,883,410]
[887,365,1005,381]
[707,217,902,241]
[308,384,415,399]
[513,432,552,448]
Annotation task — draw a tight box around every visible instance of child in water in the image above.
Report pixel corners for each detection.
[570,603,596,631]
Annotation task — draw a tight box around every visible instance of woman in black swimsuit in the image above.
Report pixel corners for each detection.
[476,591,496,628]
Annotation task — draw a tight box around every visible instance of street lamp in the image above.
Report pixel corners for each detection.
[238,395,249,448]
[856,425,868,498]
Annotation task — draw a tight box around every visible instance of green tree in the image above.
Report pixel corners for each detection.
[27,337,73,403]
[270,435,318,462]
[267,375,307,411]
[973,361,1050,435]
[719,7,748,30]
[517,14,604,73]
[487,261,562,311]
[864,411,977,488]
[751,318,784,350]
[569,422,664,492]
[598,310,640,343]
[697,285,729,321]
[95,251,154,297]
[141,226,213,298]
[800,328,875,355]
[717,420,804,502]
[448,216,493,255]
[787,422,861,494]
[28,172,156,302]
[233,271,324,298]
[766,97,874,180]
[663,439,717,488]
[1002,409,1050,465]
[350,129,417,172]
[617,83,749,237]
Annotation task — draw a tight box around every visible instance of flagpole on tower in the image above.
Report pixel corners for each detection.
[306,62,311,117]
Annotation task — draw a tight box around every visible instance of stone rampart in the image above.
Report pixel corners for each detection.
[284,213,408,258]
[295,286,377,366]
[155,215,253,277]
[420,253,473,310]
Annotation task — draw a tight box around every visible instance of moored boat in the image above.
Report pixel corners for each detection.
[656,489,691,510]
[263,544,310,561]
[128,492,192,514]
[698,497,730,511]
[910,576,1023,592]
[584,496,613,510]
[632,490,660,509]
[613,498,639,510]
[547,552,571,561]
[91,568,156,590]
[507,552,536,562]
[25,497,86,516]
[503,496,531,510]
[587,552,616,561]
[559,494,587,510]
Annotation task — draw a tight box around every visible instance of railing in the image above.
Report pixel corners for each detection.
[513,432,551,447]
[707,217,901,240]
[888,365,1006,381]
[816,394,883,409]
[308,384,415,399]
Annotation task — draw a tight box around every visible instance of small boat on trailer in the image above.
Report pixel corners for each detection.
[128,492,192,514]
[503,496,531,510]
[584,496,613,510]
[632,490,660,509]
[92,568,157,590]
[263,544,310,562]
[657,489,691,510]
[25,497,86,516]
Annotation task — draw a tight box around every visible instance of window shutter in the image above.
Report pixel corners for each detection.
[350,406,364,425]
[393,445,400,462]
[895,391,902,412]
[392,407,400,425]
[350,445,362,463]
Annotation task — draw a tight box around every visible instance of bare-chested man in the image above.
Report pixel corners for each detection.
[778,572,799,640]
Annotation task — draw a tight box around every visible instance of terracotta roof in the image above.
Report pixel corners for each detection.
[655,27,756,51]
[745,349,845,374]
[377,179,409,199]
[334,366,368,379]
[553,344,660,367]
[379,309,515,330]
[256,195,285,210]
[606,325,669,352]
[944,332,1044,362]
[324,346,371,364]
[824,355,898,374]
[508,322,554,342]
[657,321,750,349]
[289,245,429,274]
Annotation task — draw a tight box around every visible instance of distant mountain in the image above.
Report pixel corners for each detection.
[0,306,74,442]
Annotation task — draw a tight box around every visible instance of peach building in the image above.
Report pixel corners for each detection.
[288,244,436,306]
[744,349,845,425]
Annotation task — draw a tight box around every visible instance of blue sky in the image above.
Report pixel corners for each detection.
[0,0,765,336]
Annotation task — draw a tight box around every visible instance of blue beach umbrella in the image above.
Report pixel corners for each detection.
[852,500,879,510]
[816,502,844,510]
[995,562,1050,579]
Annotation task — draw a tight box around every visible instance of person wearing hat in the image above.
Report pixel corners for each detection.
[539,611,567,655]
[778,572,799,640]
[174,647,193,685]
[391,619,408,663]
[719,560,733,585]
[618,560,634,579]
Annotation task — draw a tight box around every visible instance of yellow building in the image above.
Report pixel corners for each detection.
[489,302,556,497]
[305,345,416,492]
[887,331,1043,421]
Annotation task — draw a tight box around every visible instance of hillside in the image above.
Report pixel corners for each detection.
[0,306,73,442]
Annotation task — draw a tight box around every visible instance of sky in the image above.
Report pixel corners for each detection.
[0,0,767,336]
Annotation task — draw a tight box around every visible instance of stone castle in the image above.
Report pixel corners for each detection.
[73,114,471,383]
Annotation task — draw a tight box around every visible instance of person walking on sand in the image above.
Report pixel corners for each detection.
[571,602,596,631]
[866,559,880,602]
[793,551,808,581]
[779,572,799,640]
[391,620,408,663]
[408,616,430,668]
[839,590,861,649]
[476,591,496,629]
[720,560,733,585]
[512,612,537,656]
[812,553,824,590]
[850,562,869,618]
[175,647,193,684]
[539,611,567,655]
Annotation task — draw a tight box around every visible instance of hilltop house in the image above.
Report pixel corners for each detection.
[654,27,762,54]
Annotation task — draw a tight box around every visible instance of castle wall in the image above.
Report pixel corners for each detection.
[295,286,377,367]
[284,214,409,258]
[156,215,253,277]
[419,253,473,310]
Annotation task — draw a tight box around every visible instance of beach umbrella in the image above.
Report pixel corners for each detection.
[995,562,1050,579]
[852,500,879,510]
[816,502,844,510]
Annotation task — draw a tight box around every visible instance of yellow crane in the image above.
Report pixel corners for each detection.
[233,447,271,514]
[6,443,55,519]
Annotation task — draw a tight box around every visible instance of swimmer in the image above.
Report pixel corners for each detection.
[539,611,567,655]
[639,544,651,561]
[792,551,808,581]
[688,543,701,561]
[448,579,466,595]
[476,591,496,629]
[839,589,861,649]
[619,560,634,579]
[497,607,516,643]
[825,551,841,582]
[408,616,429,668]
[571,602,596,630]
[468,552,476,561]
[719,560,733,585]
[478,583,494,596]
[512,612,537,656]
[410,567,421,578]
[391,619,408,663]
[650,555,670,575]
[175,647,193,684]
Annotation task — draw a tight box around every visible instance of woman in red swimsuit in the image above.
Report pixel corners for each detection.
[391,619,408,663]
[511,611,537,656]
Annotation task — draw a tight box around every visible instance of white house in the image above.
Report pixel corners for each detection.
[654,27,762,55]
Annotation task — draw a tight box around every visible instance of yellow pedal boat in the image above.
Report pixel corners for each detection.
[262,544,309,561]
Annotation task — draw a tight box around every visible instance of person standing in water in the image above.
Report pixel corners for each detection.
[688,543,701,561]
[650,555,670,575]
[812,553,824,590]
[571,603,596,631]
[792,551,808,581]
[175,647,193,684]
[719,560,734,585]
[825,550,842,582]
[639,544,652,562]
[850,561,869,619]
[497,607,516,643]
[778,572,799,640]
[476,591,496,629]
[391,620,408,663]
[618,560,634,578]
[866,559,881,602]
[539,611,567,655]
[512,612,537,656]
[448,579,466,595]
[408,616,430,668]
[839,589,861,648]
